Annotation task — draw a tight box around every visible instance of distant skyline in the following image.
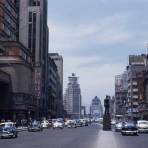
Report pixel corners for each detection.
[47,0,148,109]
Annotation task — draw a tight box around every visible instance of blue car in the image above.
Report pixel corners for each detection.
[0,122,18,139]
[121,122,138,136]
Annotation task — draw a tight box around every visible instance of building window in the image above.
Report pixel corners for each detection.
[37,1,40,6]
[28,23,32,49]
[29,12,32,22]
[32,13,36,62]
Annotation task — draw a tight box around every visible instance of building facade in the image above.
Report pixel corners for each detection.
[90,96,103,119]
[64,73,81,119]
[49,53,64,117]
[0,0,49,121]
[47,56,58,118]
[19,0,49,117]
[126,55,146,120]
[115,71,128,116]
[0,0,37,121]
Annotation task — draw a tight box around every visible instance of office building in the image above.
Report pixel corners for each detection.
[0,0,36,120]
[115,71,128,116]
[126,55,146,120]
[19,0,49,117]
[90,96,103,118]
[64,73,81,119]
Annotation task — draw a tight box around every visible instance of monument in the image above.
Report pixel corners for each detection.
[103,95,111,130]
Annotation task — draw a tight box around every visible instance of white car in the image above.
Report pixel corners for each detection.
[137,120,148,133]
[115,122,123,132]
[41,120,50,128]
[53,121,64,129]
[67,120,77,128]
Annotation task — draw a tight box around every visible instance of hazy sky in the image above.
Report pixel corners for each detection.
[47,0,148,109]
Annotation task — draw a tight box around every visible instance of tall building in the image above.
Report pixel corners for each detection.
[49,53,64,117]
[49,53,63,89]
[115,71,128,116]
[0,0,36,121]
[19,0,49,117]
[64,73,81,119]
[126,55,146,120]
[90,96,103,118]
[143,55,148,120]
[47,56,58,118]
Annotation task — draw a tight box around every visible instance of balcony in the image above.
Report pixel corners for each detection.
[132,82,137,86]
[133,88,138,92]
[133,102,139,106]
[133,95,138,99]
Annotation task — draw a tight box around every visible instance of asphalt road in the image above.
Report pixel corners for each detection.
[0,124,148,148]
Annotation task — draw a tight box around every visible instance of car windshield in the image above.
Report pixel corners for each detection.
[138,121,148,124]
[0,123,13,128]
[124,123,135,127]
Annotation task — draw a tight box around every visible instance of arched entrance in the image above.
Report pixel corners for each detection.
[0,71,12,120]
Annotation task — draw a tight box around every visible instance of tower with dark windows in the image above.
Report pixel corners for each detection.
[19,0,49,117]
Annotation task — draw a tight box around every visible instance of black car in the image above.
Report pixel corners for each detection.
[0,126,18,139]
[28,121,43,132]
[121,123,138,136]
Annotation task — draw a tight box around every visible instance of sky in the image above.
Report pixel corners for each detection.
[47,0,148,110]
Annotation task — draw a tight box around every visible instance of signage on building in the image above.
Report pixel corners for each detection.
[34,67,41,97]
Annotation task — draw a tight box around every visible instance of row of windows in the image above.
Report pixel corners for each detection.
[28,12,37,63]
[29,0,40,6]
[4,12,17,30]
[0,22,16,40]
[4,1,18,20]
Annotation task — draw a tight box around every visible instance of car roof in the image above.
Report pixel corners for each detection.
[0,122,15,125]
[137,120,148,123]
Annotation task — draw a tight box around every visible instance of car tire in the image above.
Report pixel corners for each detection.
[122,132,125,136]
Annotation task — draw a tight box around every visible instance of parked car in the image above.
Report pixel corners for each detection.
[53,121,64,129]
[0,122,18,139]
[115,122,123,132]
[121,123,138,136]
[137,120,148,133]
[67,120,77,128]
[28,120,43,132]
[75,119,83,127]
[79,119,88,126]
[41,120,50,129]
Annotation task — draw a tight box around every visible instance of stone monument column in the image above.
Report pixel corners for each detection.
[103,95,111,130]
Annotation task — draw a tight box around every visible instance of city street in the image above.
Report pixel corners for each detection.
[0,124,148,148]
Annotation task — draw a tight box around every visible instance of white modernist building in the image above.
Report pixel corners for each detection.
[90,96,103,118]
[64,73,81,119]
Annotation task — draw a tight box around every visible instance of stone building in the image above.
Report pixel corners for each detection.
[19,0,49,117]
[0,0,49,120]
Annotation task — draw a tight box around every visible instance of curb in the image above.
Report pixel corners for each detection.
[17,127,27,132]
